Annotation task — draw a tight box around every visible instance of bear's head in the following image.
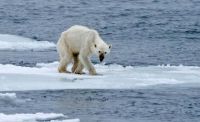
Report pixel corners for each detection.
[89,30,112,62]
[93,42,112,62]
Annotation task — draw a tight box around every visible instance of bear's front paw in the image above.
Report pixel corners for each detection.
[58,67,65,73]
[89,68,97,75]
[89,72,97,75]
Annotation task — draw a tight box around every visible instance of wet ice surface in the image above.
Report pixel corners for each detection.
[0,87,200,122]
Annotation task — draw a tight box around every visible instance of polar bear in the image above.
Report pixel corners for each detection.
[57,25,111,75]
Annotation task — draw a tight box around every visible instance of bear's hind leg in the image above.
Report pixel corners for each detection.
[74,62,84,74]
[58,54,72,73]
[72,53,85,74]
[71,53,79,73]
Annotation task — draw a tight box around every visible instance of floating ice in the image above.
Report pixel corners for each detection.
[0,62,200,91]
[0,34,55,51]
[0,93,16,101]
[0,92,29,105]
[0,113,80,122]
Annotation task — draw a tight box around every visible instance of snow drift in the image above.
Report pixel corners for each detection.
[0,62,200,91]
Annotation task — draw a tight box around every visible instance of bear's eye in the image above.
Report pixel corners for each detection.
[99,51,101,53]
[105,52,107,54]
[94,44,97,48]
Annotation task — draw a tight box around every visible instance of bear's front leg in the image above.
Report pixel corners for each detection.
[89,67,97,75]
[79,55,97,75]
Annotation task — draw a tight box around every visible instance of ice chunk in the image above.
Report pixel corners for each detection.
[0,93,16,100]
[0,113,80,122]
[0,92,29,105]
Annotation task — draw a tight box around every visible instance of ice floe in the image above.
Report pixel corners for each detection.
[0,113,80,122]
[0,62,200,91]
[0,92,17,102]
[0,92,29,105]
[0,34,55,51]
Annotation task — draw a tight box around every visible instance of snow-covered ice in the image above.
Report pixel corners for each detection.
[0,62,200,91]
[0,34,55,51]
[0,113,80,122]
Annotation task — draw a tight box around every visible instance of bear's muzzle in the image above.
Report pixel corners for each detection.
[99,54,104,62]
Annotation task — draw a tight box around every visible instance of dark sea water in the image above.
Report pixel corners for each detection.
[0,0,200,122]
[1,86,200,122]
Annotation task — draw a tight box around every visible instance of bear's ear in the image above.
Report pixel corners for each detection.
[109,44,112,49]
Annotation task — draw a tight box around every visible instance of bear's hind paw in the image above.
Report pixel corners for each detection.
[74,71,85,75]
[58,69,71,73]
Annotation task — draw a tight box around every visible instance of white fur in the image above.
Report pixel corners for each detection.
[57,25,111,75]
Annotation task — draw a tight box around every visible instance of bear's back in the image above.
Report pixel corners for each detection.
[67,25,90,32]
[63,25,94,53]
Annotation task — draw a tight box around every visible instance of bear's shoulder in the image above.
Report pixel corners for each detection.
[69,25,90,31]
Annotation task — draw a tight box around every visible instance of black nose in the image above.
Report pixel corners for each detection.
[99,54,104,62]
